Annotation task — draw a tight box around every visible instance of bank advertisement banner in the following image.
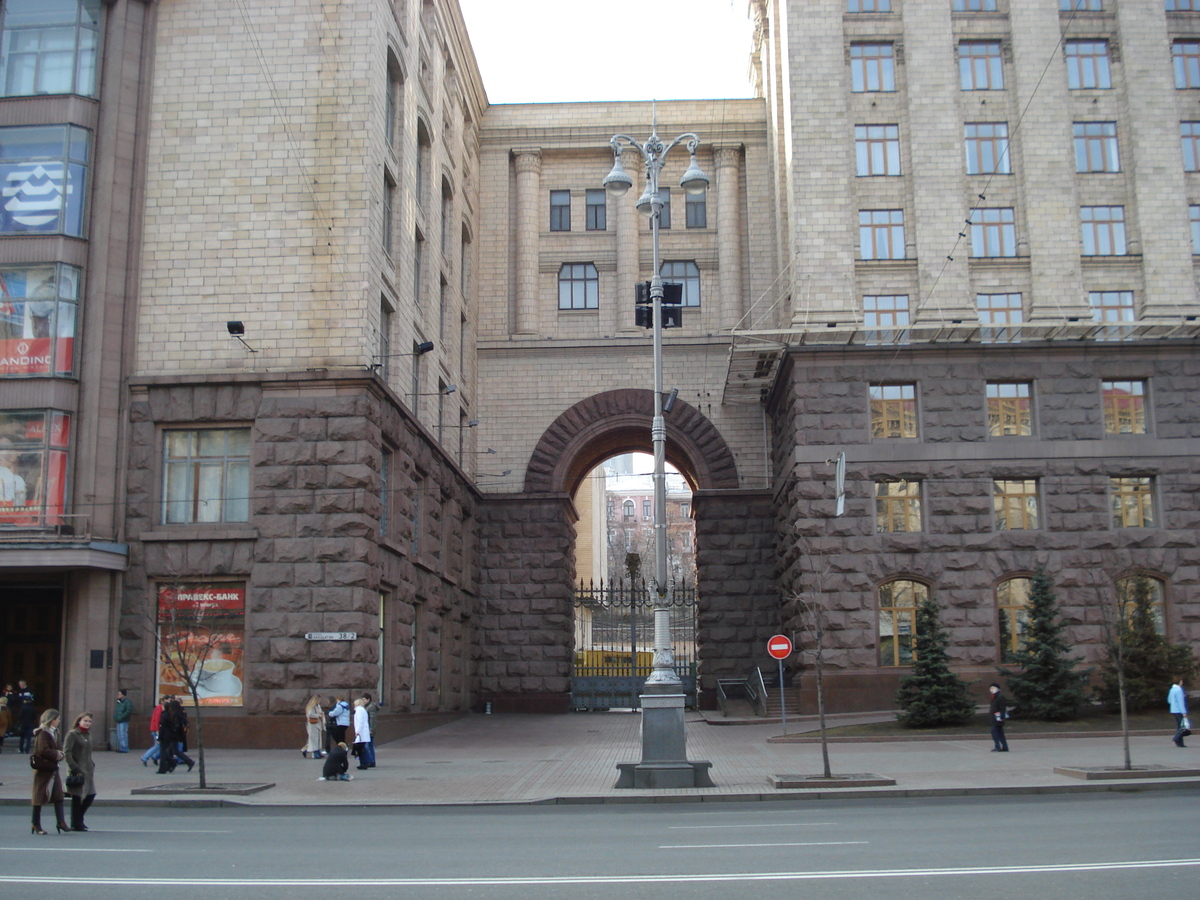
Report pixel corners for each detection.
[157,584,246,707]
[0,410,69,526]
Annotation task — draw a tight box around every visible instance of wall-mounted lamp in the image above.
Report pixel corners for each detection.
[449,419,479,428]
[415,341,435,355]
[478,448,497,455]
[662,388,678,414]
[479,470,512,478]
[226,321,257,352]
[415,384,456,396]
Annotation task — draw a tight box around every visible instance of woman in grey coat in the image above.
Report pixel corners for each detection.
[62,711,97,832]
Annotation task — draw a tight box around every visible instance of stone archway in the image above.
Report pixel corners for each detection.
[475,390,777,713]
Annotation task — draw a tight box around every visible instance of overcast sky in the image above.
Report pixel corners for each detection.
[456,0,756,105]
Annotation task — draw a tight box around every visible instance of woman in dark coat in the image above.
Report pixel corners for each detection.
[63,711,97,831]
[29,708,69,835]
[156,699,194,774]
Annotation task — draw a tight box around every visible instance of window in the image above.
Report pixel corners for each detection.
[0,125,90,237]
[385,59,403,147]
[162,428,250,525]
[558,263,598,310]
[850,43,896,92]
[1168,0,1200,9]
[685,192,706,229]
[622,499,635,521]
[969,208,1016,257]
[413,230,424,306]
[959,41,1004,90]
[0,262,79,376]
[1180,122,1200,171]
[964,123,1011,175]
[994,480,1039,530]
[642,499,652,519]
[660,260,700,307]
[679,502,691,518]
[875,480,922,533]
[1074,122,1119,172]
[954,0,997,10]
[855,125,901,176]
[1102,380,1147,434]
[1191,205,1200,253]
[440,178,454,257]
[997,577,1032,662]
[1064,40,1112,89]
[1110,476,1155,528]
[987,382,1032,437]
[378,300,392,381]
[656,187,672,229]
[1061,0,1102,9]
[977,293,1023,341]
[585,189,606,231]
[863,295,910,343]
[415,120,431,210]
[1089,290,1136,339]
[549,190,570,232]
[879,579,927,666]
[382,174,395,254]
[0,0,101,98]
[859,209,905,259]
[870,383,917,439]
[412,470,426,556]
[1081,206,1126,255]
[1173,40,1200,89]
[847,0,890,10]
[1116,575,1166,635]
[0,409,69,526]
[380,447,393,537]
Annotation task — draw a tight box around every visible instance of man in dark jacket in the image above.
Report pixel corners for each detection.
[16,681,36,754]
[113,689,133,753]
[989,683,1009,752]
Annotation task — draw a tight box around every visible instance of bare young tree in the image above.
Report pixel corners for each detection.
[791,587,833,779]
[1088,571,1134,770]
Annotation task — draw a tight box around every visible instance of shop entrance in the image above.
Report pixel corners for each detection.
[0,583,62,712]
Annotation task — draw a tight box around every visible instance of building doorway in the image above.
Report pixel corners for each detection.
[0,583,62,714]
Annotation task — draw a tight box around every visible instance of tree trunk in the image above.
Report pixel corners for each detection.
[816,654,831,779]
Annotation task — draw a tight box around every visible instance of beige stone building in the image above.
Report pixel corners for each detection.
[1,0,1196,741]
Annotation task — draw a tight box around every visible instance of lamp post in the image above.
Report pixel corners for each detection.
[604,112,713,789]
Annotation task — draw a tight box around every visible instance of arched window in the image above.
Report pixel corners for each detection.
[622,499,635,522]
[1116,574,1166,635]
[878,579,928,666]
[996,577,1031,662]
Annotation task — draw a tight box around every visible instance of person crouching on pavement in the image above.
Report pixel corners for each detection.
[989,682,1009,752]
[320,742,352,781]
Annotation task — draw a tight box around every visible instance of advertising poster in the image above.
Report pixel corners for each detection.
[157,584,246,707]
[0,410,69,527]
[0,264,78,376]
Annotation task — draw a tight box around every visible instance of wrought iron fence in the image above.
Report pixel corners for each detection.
[571,578,697,710]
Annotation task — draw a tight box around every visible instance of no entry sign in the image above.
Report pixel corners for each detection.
[767,634,793,660]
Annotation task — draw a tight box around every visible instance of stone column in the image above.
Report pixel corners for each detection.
[614,147,642,334]
[512,148,541,337]
[714,144,744,332]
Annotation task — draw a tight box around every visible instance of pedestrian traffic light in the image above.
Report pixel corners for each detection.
[634,281,683,328]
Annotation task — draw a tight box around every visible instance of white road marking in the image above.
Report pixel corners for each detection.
[0,847,153,853]
[668,823,836,829]
[660,841,868,849]
[0,858,1197,886]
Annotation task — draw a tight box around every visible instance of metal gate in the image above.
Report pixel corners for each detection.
[571,579,697,710]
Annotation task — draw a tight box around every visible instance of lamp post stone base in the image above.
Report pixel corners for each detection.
[614,693,715,789]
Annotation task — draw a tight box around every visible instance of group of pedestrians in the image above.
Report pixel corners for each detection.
[137,695,195,773]
[28,708,97,835]
[2,681,38,754]
[304,692,378,781]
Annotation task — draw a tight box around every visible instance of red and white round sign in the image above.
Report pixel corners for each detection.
[767,634,793,660]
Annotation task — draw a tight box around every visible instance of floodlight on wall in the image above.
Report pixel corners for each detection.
[415,341,435,354]
[226,320,257,352]
[449,419,479,428]
[415,384,456,396]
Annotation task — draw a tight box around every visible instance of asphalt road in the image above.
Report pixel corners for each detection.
[1,791,1197,899]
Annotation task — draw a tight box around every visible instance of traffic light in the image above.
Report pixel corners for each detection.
[634,282,683,329]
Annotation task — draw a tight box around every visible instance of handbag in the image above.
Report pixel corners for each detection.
[65,773,85,790]
[1182,715,1192,737]
[307,715,320,724]
[29,753,56,773]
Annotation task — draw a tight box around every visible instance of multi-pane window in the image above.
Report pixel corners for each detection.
[977,293,1023,341]
[1089,290,1136,339]
[1102,380,1147,434]
[0,0,101,98]
[954,0,997,10]
[162,428,251,525]
[879,579,927,667]
[863,295,909,343]
[642,499,651,519]
[987,382,1033,437]
[685,192,706,228]
[1080,206,1126,256]
[382,174,395,254]
[969,208,1016,257]
[0,409,69,526]
[656,187,672,229]
[994,480,1039,530]
[1191,205,1200,253]
[875,480,922,533]
[855,124,901,176]
[964,123,1011,175]
[385,61,402,147]
[549,190,570,232]
[847,0,890,10]
[622,499,635,521]
[870,383,917,439]
[959,41,1004,90]
[859,209,905,259]
[1061,0,1103,8]
[661,260,700,307]
[1180,122,1200,171]
[557,263,598,310]
[1167,0,1200,9]
[585,189,606,231]
[0,262,79,377]
[1064,41,1112,89]
[1074,122,1119,172]
[0,125,90,237]
[1116,575,1166,635]
[850,43,896,92]
[378,300,392,382]
[1173,40,1200,89]
[1110,476,1155,528]
[997,577,1032,662]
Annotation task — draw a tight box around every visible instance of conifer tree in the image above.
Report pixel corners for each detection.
[895,595,976,728]
[999,567,1089,720]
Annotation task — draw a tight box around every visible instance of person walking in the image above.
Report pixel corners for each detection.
[328,695,351,746]
[16,681,36,754]
[1168,676,1190,748]
[140,696,165,767]
[0,696,10,753]
[359,692,378,768]
[156,699,194,774]
[29,708,69,835]
[302,694,326,759]
[352,698,371,770]
[112,690,132,753]
[319,742,352,781]
[63,712,97,831]
[989,682,1009,752]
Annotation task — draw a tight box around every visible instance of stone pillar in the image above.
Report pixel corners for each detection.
[714,144,744,332]
[614,147,642,335]
[512,148,541,337]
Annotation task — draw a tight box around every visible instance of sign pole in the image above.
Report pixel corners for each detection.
[779,657,787,736]
[766,634,794,737]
